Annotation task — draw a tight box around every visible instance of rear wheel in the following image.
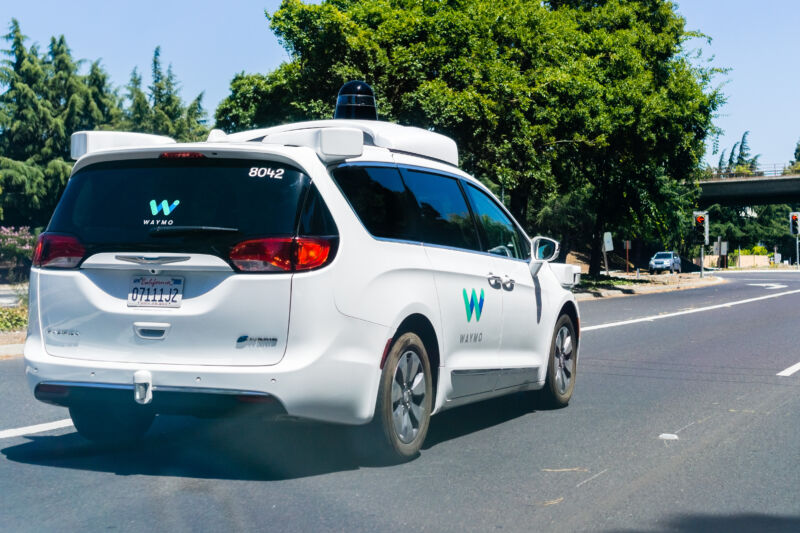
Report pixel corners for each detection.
[69,403,154,444]
[367,332,433,461]
[538,314,577,408]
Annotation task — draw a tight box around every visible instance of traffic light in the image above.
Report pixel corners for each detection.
[791,212,800,235]
[692,211,709,245]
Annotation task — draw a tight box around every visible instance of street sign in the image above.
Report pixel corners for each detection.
[721,241,728,256]
[603,232,613,252]
[775,252,782,263]
[712,241,720,255]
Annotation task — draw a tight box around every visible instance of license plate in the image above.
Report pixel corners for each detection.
[128,276,184,308]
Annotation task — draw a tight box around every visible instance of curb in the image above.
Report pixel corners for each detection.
[574,276,724,301]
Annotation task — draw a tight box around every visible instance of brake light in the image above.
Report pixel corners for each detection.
[295,237,332,270]
[159,152,206,159]
[229,237,333,272]
[230,238,294,272]
[32,234,86,268]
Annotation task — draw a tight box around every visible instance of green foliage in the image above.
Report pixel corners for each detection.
[218,0,721,274]
[0,305,26,331]
[0,22,208,228]
[708,203,798,259]
[715,131,760,176]
[785,140,800,175]
[121,47,208,141]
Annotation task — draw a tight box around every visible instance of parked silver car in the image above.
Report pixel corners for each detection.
[649,251,681,274]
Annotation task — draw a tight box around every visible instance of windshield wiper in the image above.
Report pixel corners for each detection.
[149,226,240,237]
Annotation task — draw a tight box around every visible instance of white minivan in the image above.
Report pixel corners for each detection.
[25,118,580,460]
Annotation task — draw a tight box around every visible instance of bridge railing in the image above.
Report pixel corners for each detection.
[702,163,799,181]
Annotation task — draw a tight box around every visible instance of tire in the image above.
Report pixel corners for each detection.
[69,403,154,444]
[649,269,654,275]
[539,314,578,408]
[367,332,433,461]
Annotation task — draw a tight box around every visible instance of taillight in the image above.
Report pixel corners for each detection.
[295,237,332,270]
[229,237,333,272]
[32,234,86,269]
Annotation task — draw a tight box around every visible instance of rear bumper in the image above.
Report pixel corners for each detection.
[24,314,387,425]
[34,381,287,418]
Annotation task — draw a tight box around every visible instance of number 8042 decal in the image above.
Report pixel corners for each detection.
[249,167,284,179]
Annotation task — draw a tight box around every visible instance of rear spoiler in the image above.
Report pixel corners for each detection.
[71,131,176,160]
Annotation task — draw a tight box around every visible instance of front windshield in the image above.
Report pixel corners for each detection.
[654,252,672,259]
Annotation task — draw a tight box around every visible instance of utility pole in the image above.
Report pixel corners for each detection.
[700,245,704,278]
[791,213,800,269]
[693,211,709,278]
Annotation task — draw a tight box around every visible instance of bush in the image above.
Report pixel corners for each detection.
[751,245,769,255]
[0,226,36,281]
[0,306,27,332]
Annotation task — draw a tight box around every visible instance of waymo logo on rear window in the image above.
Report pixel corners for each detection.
[462,288,484,322]
[150,199,180,216]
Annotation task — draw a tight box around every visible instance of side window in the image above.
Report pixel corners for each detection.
[330,165,415,240]
[400,168,480,251]
[297,184,338,236]
[464,184,529,260]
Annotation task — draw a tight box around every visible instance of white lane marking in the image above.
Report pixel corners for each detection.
[575,468,608,488]
[582,288,800,332]
[777,361,800,377]
[0,418,73,440]
[659,433,679,441]
[748,283,787,290]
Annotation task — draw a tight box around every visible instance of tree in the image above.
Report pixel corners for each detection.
[121,47,208,142]
[0,24,208,227]
[715,131,761,176]
[216,0,721,274]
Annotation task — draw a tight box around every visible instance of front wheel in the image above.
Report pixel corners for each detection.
[367,332,433,461]
[539,314,578,408]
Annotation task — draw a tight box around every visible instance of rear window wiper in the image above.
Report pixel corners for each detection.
[149,226,241,237]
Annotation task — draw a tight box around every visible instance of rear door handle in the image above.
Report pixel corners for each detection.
[502,276,515,291]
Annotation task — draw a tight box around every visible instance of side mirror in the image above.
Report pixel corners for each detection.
[529,236,560,277]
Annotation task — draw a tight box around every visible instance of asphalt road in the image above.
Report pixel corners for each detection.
[2,272,799,532]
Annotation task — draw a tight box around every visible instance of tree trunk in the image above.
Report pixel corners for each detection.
[588,211,605,276]
[588,239,603,276]
[508,182,531,228]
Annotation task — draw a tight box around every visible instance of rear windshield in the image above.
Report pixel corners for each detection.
[654,252,672,259]
[49,158,312,252]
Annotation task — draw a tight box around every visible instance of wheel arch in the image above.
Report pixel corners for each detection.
[559,300,580,343]
[391,313,440,406]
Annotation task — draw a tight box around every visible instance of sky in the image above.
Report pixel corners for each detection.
[3,0,799,167]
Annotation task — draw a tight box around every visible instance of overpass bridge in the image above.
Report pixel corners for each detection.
[698,165,800,206]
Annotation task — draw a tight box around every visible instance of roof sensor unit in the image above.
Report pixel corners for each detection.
[334,80,378,121]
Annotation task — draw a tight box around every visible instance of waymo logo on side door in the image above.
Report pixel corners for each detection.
[150,199,180,216]
[462,288,485,322]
